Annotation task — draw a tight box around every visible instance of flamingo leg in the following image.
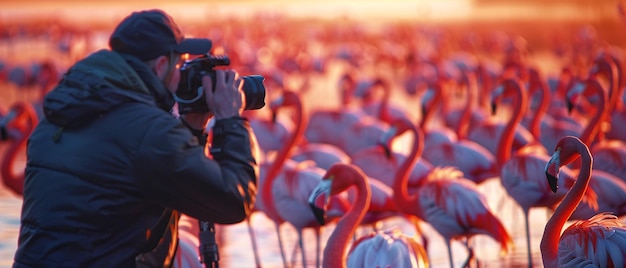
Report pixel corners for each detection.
[461,238,478,268]
[274,223,289,268]
[523,209,533,268]
[446,240,455,268]
[315,228,321,268]
[245,217,262,268]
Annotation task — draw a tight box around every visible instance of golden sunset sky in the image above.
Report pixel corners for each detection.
[0,0,619,25]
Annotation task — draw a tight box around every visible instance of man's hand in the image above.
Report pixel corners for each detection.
[203,70,244,120]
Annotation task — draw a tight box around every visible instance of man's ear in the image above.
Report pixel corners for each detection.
[153,55,170,80]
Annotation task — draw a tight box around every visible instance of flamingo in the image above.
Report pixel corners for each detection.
[465,86,534,157]
[358,76,412,124]
[522,67,583,153]
[493,77,596,267]
[386,117,513,268]
[1,101,39,196]
[259,89,346,268]
[307,163,429,268]
[304,72,365,146]
[420,72,499,184]
[442,67,488,140]
[541,135,626,268]
[567,77,626,182]
[567,169,626,221]
[348,123,434,248]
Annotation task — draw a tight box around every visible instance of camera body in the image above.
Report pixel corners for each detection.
[174,54,266,114]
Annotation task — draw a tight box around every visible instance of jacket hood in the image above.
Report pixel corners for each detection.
[43,49,175,129]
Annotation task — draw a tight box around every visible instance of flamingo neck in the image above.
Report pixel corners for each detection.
[496,80,528,167]
[1,129,28,196]
[392,125,422,214]
[419,84,442,131]
[540,140,592,267]
[261,98,306,223]
[456,73,476,140]
[528,78,550,140]
[580,80,608,146]
[324,174,371,268]
[377,83,392,123]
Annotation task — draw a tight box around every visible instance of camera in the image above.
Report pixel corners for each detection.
[174,54,266,114]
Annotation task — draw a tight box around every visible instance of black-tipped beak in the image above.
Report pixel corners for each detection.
[271,111,277,123]
[308,180,332,225]
[309,203,326,225]
[566,100,573,114]
[546,171,558,193]
[491,102,497,115]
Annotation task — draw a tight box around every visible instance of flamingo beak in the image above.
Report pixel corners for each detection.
[544,151,561,193]
[308,179,332,225]
[491,101,497,115]
[566,99,573,114]
[378,125,397,159]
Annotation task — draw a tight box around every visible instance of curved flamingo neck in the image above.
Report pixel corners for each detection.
[456,71,477,140]
[527,72,551,140]
[496,79,528,167]
[555,68,573,100]
[324,171,371,268]
[419,83,442,131]
[595,57,619,113]
[540,138,592,268]
[261,93,306,222]
[392,123,423,214]
[1,104,38,196]
[376,81,393,124]
[579,78,608,146]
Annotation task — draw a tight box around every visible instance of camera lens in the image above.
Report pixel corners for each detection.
[241,75,266,110]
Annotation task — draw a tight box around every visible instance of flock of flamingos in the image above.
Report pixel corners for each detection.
[2,6,626,268]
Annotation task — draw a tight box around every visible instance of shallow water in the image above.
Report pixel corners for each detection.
[0,178,550,267]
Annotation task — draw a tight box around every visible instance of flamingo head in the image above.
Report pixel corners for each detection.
[545,136,588,193]
[308,163,367,225]
[308,178,331,225]
[490,84,504,115]
[565,81,585,114]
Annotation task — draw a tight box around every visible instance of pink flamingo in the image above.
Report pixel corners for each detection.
[541,135,626,268]
[421,72,499,184]
[358,77,411,124]
[567,77,626,182]
[465,82,534,157]
[522,67,583,153]
[442,67,488,140]
[567,169,626,220]
[1,101,39,196]
[249,110,294,158]
[387,117,513,268]
[304,72,365,147]
[494,77,596,267]
[307,163,429,268]
[347,130,431,247]
[290,142,350,171]
[260,90,346,268]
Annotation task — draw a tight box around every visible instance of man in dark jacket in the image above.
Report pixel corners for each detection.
[13,9,259,267]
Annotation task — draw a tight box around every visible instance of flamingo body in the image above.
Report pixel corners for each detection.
[541,136,626,268]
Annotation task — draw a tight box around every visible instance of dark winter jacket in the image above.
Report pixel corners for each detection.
[13,50,258,267]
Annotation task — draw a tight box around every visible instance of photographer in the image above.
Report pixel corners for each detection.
[13,9,259,267]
